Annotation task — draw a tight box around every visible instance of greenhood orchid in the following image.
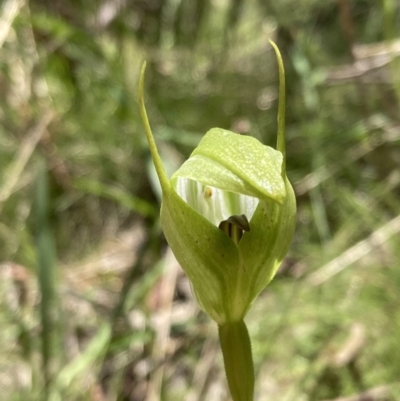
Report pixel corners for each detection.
[139,41,296,401]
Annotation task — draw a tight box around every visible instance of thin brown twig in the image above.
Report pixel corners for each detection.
[337,0,369,119]
[309,214,400,285]
[186,337,219,401]
[0,112,54,210]
[294,122,400,196]
[0,0,25,48]
[320,384,394,401]
[145,248,180,401]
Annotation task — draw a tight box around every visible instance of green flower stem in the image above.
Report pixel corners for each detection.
[138,41,295,401]
[218,320,255,401]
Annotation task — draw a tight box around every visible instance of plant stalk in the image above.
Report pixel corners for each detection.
[218,320,255,401]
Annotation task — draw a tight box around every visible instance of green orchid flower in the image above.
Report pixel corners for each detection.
[139,41,296,401]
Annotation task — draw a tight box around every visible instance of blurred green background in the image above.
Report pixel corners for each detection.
[1,0,400,400]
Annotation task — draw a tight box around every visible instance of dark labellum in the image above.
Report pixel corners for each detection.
[218,214,250,245]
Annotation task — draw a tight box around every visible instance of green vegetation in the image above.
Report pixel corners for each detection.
[0,1,399,400]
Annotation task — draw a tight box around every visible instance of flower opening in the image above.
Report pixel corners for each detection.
[174,177,259,231]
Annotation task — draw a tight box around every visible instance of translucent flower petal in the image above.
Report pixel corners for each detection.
[174,177,259,227]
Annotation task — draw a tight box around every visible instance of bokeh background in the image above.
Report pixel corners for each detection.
[1,0,400,400]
